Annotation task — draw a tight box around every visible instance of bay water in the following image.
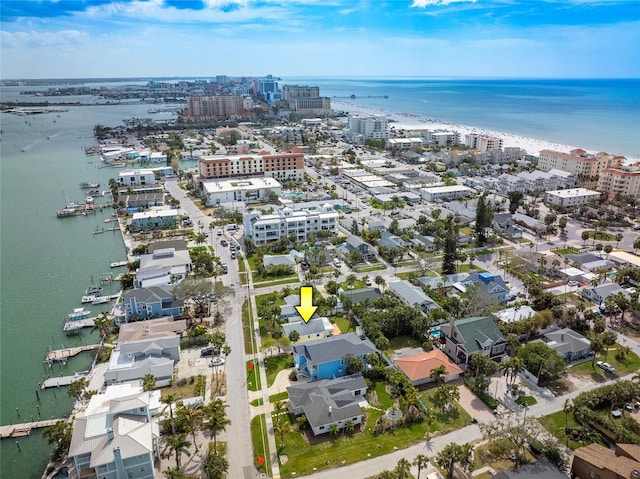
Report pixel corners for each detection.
[1,77,637,477]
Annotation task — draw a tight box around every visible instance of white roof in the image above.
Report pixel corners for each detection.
[545,188,600,198]
[203,177,281,194]
[132,209,178,220]
[422,185,472,194]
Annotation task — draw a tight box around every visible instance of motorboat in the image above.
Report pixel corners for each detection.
[91,296,111,305]
[85,285,102,295]
[68,308,91,320]
[79,182,100,189]
[81,295,98,304]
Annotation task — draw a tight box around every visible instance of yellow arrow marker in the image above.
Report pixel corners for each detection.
[295,286,318,323]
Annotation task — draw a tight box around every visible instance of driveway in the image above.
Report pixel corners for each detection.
[452,379,495,422]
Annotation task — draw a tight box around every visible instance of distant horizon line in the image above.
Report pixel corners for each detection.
[2,75,639,83]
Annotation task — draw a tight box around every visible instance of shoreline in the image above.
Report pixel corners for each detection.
[331,100,612,158]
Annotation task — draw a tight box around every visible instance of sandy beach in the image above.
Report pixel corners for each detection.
[332,100,593,157]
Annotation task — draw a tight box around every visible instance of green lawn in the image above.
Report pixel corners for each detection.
[254,277,300,287]
[339,280,365,290]
[387,335,423,352]
[250,414,271,476]
[256,292,285,310]
[264,354,293,387]
[242,300,255,355]
[585,230,616,241]
[270,391,289,403]
[515,395,537,407]
[419,388,473,435]
[372,381,395,409]
[570,347,640,379]
[332,316,356,334]
[277,403,469,479]
[551,247,580,255]
[353,264,387,273]
[246,359,262,391]
[538,410,595,450]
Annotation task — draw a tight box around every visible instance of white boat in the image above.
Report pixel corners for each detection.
[85,285,102,295]
[63,322,85,333]
[68,308,91,320]
[91,296,111,305]
[79,182,100,189]
[81,295,98,304]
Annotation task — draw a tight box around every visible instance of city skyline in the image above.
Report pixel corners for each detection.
[1,0,639,80]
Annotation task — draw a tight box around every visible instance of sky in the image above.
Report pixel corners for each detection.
[1,0,639,79]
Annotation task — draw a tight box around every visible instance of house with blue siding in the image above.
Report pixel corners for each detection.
[69,385,161,479]
[292,333,378,381]
[122,285,183,322]
[129,208,179,232]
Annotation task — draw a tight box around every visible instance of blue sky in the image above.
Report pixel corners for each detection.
[1,0,638,79]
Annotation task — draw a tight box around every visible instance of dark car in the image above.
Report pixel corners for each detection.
[200,347,220,357]
[220,239,228,247]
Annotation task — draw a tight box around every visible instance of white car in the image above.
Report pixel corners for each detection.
[597,361,616,374]
[209,357,225,367]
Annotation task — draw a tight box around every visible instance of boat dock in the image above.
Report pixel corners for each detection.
[93,226,120,235]
[63,316,96,333]
[44,344,100,363]
[110,260,128,268]
[41,373,88,389]
[0,420,63,439]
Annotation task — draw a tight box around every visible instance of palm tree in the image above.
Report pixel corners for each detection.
[204,399,230,448]
[395,458,412,479]
[375,275,386,290]
[430,365,447,386]
[590,337,604,370]
[142,373,156,392]
[413,454,430,479]
[167,433,192,470]
[329,424,340,438]
[161,394,178,435]
[176,404,203,452]
[601,330,617,362]
[91,312,113,340]
[273,419,291,450]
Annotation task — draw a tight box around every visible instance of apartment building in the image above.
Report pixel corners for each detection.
[497,168,576,195]
[464,134,503,152]
[243,204,339,245]
[203,177,282,205]
[185,94,244,119]
[346,114,389,143]
[117,169,157,187]
[290,96,331,112]
[282,85,320,101]
[422,129,461,146]
[597,162,640,198]
[538,149,619,184]
[197,152,304,182]
[545,188,602,208]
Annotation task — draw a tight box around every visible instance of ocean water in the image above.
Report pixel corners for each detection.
[284,77,640,157]
[1,77,638,477]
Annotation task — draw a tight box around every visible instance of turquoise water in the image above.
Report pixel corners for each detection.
[285,77,640,157]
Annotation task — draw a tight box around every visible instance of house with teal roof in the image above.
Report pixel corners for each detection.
[441,316,506,365]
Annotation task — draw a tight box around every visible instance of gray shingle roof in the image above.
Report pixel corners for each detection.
[292,333,377,364]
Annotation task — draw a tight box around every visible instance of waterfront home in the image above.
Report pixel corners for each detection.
[68,385,161,479]
[135,247,192,288]
[282,316,334,343]
[128,208,179,232]
[122,285,183,322]
[393,350,463,387]
[118,317,188,342]
[104,334,180,387]
[117,168,157,187]
[287,375,367,436]
[293,333,378,381]
[441,316,506,365]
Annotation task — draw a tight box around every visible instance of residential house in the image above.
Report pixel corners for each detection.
[118,317,188,342]
[494,306,536,324]
[451,272,510,304]
[292,333,378,381]
[129,208,179,232]
[122,285,183,322]
[441,317,507,365]
[146,239,187,254]
[378,231,410,251]
[572,442,640,479]
[493,213,524,240]
[135,247,192,288]
[389,280,440,313]
[69,386,161,479]
[492,458,568,479]
[582,282,629,304]
[512,213,546,236]
[287,375,368,436]
[393,350,463,387]
[412,233,437,252]
[417,273,470,291]
[263,253,297,271]
[282,317,335,343]
[542,327,591,361]
[104,334,180,387]
[280,294,302,321]
[343,235,377,261]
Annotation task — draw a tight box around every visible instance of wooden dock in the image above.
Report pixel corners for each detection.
[41,373,88,389]
[110,260,128,268]
[44,344,100,363]
[63,316,96,333]
[0,419,63,439]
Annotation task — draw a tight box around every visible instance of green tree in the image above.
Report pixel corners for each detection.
[176,403,203,452]
[344,354,365,375]
[442,215,459,275]
[581,230,590,245]
[161,393,178,435]
[67,377,90,401]
[413,454,430,479]
[436,442,473,479]
[395,458,412,479]
[167,433,192,470]
[204,398,230,448]
[142,373,156,392]
[475,195,493,246]
[433,384,460,413]
[507,191,524,214]
[203,442,229,479]
[590,336,604,370]
[601,330,617,362]
[430,364,447,386]
[42,420,73,462]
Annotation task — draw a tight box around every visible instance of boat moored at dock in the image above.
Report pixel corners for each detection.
[79,182,100,189]
[68,308,91,320]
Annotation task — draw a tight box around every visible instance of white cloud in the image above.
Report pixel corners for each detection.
[411,0,476,7]
[1,29,90,48]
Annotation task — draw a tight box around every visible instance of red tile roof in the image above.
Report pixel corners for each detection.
[393,350,463,382]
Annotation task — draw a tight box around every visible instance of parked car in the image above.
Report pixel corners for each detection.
[597,361,616,374]
[220,239,228,247]
[364,278,372,286]
[217,228,223,236]
[209,357,225,367]
[200,347,220,357]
